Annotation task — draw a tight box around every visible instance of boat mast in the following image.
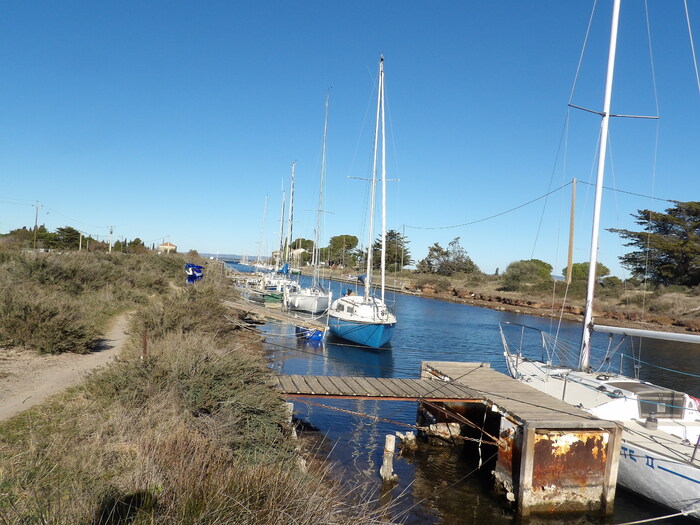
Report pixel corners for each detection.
[380,57,387,302]
[314,95,329,284]
[276,187,286,270]
[286,162,296,266]
[256,194,268,269]
[365,57,383,301]
[579,0,621,370]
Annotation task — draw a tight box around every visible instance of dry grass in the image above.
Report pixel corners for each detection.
[0,265,388,524]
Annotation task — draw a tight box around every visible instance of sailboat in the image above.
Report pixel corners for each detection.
[500,1,700,519]
[259,164,300,303]
[285,95,332,315]
[327,57,397,348]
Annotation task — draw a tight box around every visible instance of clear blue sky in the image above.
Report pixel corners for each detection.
[1,1,698,277]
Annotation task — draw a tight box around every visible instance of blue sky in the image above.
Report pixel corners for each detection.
[1,1,698,277]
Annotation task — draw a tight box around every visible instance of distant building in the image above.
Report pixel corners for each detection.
[158,241,177,254]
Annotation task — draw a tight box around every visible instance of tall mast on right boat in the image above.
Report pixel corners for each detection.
[579,0,621,371]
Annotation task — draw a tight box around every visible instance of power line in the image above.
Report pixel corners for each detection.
[405,180,678,231]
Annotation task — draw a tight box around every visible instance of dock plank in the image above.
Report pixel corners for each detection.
[277,363,617,431]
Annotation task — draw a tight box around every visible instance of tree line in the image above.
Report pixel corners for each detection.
[5,201,698,289]
[0,225,150,254]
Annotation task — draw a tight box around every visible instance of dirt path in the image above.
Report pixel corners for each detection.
[0,313,131,421]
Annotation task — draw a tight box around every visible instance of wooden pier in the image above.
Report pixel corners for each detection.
[276,361,622,518]
[224,300,326,332]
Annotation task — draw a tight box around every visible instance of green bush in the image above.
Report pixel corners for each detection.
[0,251,189,353]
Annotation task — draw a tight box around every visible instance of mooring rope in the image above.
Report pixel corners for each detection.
[291,398,499,447]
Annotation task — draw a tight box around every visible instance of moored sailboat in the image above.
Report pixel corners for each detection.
[327,57,396,348]
[500,1,700,519]
[286,96,332,315]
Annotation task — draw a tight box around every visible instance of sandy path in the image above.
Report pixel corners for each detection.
[0,313,131,421]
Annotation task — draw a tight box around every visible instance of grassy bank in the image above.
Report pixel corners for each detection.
[0,253,382,524]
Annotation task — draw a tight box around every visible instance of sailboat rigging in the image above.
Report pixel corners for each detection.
[500,1,700,519]
[327,56,397,348]
[285,96,332,315]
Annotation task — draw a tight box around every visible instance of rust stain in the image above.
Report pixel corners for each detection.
[532,431,609,489]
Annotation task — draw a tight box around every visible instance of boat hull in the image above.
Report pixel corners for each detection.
[617,435,700,519]
[286,292,330,314]
[328,317,394,348]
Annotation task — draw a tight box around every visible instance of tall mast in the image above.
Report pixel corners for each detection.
[380,57,387,302]
[256,194,268,268]
[286,162,295,265]
[276,187,286,270]
[579,0,621,370]
[314,95,329,282]
[365,57,383,301]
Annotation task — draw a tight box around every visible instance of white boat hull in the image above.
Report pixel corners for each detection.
[286,289,330,314]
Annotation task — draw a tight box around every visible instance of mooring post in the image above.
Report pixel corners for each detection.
[380,434,398,483]
[285,402,296,439]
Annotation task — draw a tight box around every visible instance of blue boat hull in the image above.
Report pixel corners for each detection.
[328,318,394,348]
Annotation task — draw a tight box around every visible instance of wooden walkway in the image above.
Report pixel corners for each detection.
[277,374,481,402]
[277,362,616,430]
[422,361,613,429]
[224,300,326,331]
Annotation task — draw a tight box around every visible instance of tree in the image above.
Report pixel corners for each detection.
[55,226,82,250]
[501,259,553,291]
[326,235,358,267]
[562,262,610,281]
[371,229,412,271]
[608,201,700,286]
[127,238,148,254]
[416,237,479,276]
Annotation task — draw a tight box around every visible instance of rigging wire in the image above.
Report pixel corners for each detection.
[684,0,700,97]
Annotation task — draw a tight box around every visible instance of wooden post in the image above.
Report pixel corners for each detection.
[602,426,622,514]
[516,424,536,517]
[379,434,398,483]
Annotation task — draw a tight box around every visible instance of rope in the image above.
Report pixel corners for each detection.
[291,398,498,446]
[621,353,700,379]
[613,504,700,524]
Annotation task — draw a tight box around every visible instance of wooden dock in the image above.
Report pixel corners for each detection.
[277,374,480,402]
[276,361,622,517]
[224,299,326,332]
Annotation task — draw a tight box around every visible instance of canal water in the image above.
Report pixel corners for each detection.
[230,264,699,524]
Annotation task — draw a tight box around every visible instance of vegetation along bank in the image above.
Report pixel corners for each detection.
[0,251,384,524]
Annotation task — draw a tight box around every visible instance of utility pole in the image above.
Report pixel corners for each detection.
[33,201,40,249]
[109,226,114,253]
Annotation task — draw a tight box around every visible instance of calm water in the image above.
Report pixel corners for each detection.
[230,263,699,524]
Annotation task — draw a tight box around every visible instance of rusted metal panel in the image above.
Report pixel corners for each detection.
[527,430,611,513]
